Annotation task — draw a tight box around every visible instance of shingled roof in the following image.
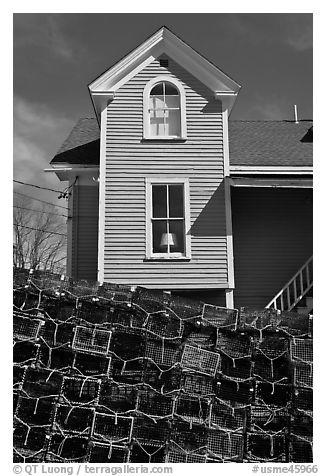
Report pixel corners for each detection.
[51,118,313,167]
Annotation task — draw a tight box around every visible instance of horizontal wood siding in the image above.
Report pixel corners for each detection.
[72,185,99,281]
[103,56,228,288]
[232,188,313,309]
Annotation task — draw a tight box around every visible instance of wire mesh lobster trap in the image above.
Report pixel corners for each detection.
[171,421,207,451]
[22,368,63,398]
[98,381,137,413]
[13,312,42,342]
[130,442,166,463]
[131,287,167,314]
[217,378,254,405]
[246,432,287,462]
[278,311,311,337]
[175,395,210,424]
[39,347,74,370]
[182,372,215,397]
[249,405,289,433]
[216,331,252,358]
[137,390,174,417]
[72,326,111,356]
[42,296,76,322]
[255,382,291,407]
[109,357,144,384]
[54,405,94,434]
[165,445,207,463]
[75,299,109,325]
[239,308,279,332]
[93,413,133,443]
[291,413,313,438]
[47,434,89,462]
[218,355,252,382]
[61,377,100,405]
[145,339,181,368]
[209,400,247,431]
[257,336,289,359]
[13,342,39,365]
[166,294,204,321]
[146,311,184,339]
[89,443,130,463]
[253,353,290,383]
[184,327,216,350]
[202,304,238,330]
[14,424,48,454]
[39,320,74,347]
[289,435,313,463]
[294,388,313,413]
[207,428,244,461]
[110,330,146,360]
[293,362,313,388]
[73,352,111,377]
[181,345,219,376]
[15,396,55,426]
[142,360,181,393]
[133,416,171,444]
[13,365,26,389]
[290,338,313,364]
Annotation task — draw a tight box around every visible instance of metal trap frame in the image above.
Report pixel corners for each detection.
[93,413,133,443]
[181,345,219,376]
[253,353,290,383]
[182,372,215,397]
[293,363,313,388]
[47,434,89,461]
[290,338,313,364]
[294,387,313,413]
[142,361,181,393]
[171,421,207,451]
[175,395,210,424]
[13,424,48,453]
[22,367,63,398]
[13,313,42,342]
[249,405,289,432]
[130,442,166,463]
[61,376,100,405]
[72,326,111,356]
[39,346,74,371]
[89,443,130,463]
[202,304,238,330]
[53,404,94,434]
[137,390,174,417]
[109,330,146,360]
[207,428,244,461]
[209,400,246,432]
[145,339,181,367]
[13,342,40,365]
[289,435,313,463]
[291,413,313,438]
[132,416,171,444]
[216,331,252,358]
[166,447,207,463]
[39,320,74,347]
[218,355,252,382]
[16,396,55,426]
[146,311,184,339]
[73,352,111,377]
[255,382,291,407]
[98,381,137,413]
[257,336,289,359]
[218,378,254,405]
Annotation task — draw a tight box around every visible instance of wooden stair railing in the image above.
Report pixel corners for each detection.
[265,256,313,312]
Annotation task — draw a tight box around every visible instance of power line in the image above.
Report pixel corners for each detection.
[14,179,63,194]
[13,192,69,211]
[13,205,69,219]
[14,224,67,237]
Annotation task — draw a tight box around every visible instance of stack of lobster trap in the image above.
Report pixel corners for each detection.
[13,269,313,463]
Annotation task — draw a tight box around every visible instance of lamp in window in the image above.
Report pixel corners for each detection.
[160,232,178,248]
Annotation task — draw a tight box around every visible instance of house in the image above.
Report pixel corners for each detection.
[46,27,313,311]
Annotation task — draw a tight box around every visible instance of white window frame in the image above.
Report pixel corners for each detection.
[143,76,187,140]
[145,177,191,260]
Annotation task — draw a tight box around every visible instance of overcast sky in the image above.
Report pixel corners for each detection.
[13,13,312,204]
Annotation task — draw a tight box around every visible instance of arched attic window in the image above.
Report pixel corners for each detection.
[143,76,187,139]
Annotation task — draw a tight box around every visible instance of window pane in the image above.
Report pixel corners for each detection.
[165,83,179,96]
[150,83,164,95]
[152,220,168,253]
[169,220,185,253]
[169,185,184,218]
[166,109,181,136]
[152,185,167,218]
[150,109,165,136]
[165,95,179,108]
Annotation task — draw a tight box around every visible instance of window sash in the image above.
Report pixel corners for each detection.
[151,184,185,256]
[149,82,181,137]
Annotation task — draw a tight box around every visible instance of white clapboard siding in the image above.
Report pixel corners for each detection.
[103,56,228,289]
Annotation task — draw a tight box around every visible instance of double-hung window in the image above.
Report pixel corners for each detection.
[143,76,187,139]
[146,178,190,259]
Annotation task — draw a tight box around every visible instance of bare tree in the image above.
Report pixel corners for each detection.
[13,195,67,274]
